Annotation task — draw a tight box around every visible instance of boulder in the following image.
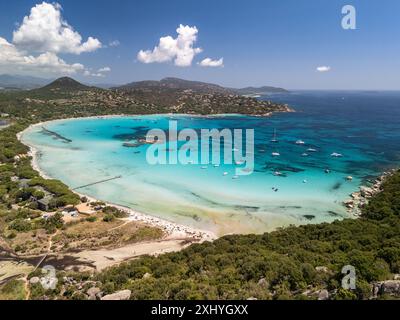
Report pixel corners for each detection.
[257,278,269,288]
[87,287,101,297]
[29,277,40,285]
[101,289,131,301]
[315,266,329,273]
[317,289,329,300]
[360,186,373,197]
[142,272,152,279]
[373,281,400,297]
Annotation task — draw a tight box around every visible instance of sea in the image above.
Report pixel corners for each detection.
[20,91,400,235]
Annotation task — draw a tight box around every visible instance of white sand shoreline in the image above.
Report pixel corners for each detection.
[17,117,217,244]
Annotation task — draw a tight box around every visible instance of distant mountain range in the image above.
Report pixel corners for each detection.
[0,74,52,90]
[0,75,288,96]
[114,77,288,95]
[115,77,232,95]
[232,86,289,95]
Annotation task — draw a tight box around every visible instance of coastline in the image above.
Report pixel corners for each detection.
[17,112,392,242]
[344,168,398,217]
[17,118,217,246]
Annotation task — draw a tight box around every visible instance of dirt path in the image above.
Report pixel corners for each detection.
[24,230,59,300]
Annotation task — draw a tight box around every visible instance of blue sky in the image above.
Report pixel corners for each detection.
[0,0,399,89]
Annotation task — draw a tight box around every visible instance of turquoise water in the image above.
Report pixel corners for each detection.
[21,91,400,235]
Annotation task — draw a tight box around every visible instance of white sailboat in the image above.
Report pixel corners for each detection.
[271,129,278,143]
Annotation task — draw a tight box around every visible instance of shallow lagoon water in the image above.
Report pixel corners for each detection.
[21,91,400,235]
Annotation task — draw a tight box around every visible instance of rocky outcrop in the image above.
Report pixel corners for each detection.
[372,281,400,298]
[344,169,397,216]
[101,289,131,301]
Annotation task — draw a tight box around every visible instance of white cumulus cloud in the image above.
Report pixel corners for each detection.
[198,57,224,67]
[316,66,331,72]
[12,2,102,55]
[0,2,103,77]
[137,24,202,67]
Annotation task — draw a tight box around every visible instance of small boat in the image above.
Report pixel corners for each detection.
[302,153,309,157]
[272,152,280,157]
[270,129,279,143]
[331,152,343,158]
[274,171,283,176]
[296,140,305,145]
[213,164,220,168]
[232,175,239,180]
[346,176,353,181]
[223,172,229,176]
[307,148,317,152]
[201,166,208,169]
[325,169,331,174]
[303,179,308,183]
[235,160,245,165]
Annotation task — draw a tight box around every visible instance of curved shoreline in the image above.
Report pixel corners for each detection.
[17,113,392,240]
[17,116,218,243]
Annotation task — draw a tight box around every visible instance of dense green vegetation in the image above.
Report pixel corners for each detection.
[86,171,400,300]
[0,279,26,300]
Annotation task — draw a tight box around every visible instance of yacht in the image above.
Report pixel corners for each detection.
[331,152,343,158]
